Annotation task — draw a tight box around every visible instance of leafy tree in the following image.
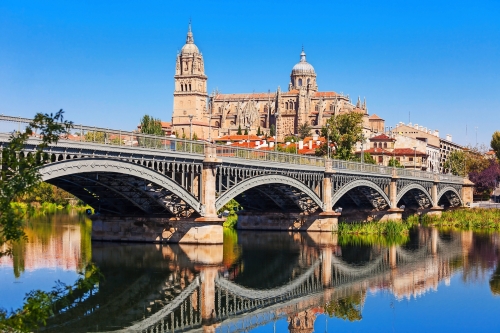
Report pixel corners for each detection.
[270,124,275,137]
[298,122,312,139]
[316,112,363,160]
[237,125,242,135]
[256,126,261,136]
[352,152,376,164]
[388,158,404,168]
[469,159,500,196]
[444,148,490,176]
[139,115,164,136]
[283,135,299,143]
[491,131,500,161]
[84,131,105,143]
[1,110,72,256]
[19,183,75,206]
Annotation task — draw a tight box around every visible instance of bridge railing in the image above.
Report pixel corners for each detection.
[0,114,206,155]
[214,144,326,167]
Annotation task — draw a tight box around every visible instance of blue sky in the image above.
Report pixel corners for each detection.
[1,1,499,146]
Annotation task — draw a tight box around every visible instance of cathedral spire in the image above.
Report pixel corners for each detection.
[356,96,361,108]
[186,20,194,44]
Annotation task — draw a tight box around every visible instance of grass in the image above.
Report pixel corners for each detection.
[337,220,414,236]
[421,208,500,230]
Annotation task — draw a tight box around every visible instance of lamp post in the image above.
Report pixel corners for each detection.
[188,115,194,140]
[360,133,365,164]
[413,146,417,170]
[274,112,279,151]
[326,123,330,159]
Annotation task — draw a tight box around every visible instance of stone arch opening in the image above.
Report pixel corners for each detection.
[331,179,391,213]
[396,184,433,209]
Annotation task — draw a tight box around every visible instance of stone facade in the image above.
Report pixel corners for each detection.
[172,25,383,141]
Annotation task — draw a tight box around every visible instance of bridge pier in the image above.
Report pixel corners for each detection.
[385,171,403,221]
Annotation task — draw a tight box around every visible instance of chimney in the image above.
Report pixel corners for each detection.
[255,140,260,146]
[308,140,312,149]
[446,134,452,142]
[269,142,274,148]
[434,130,439,137]
[414,123,419,129]
[299,141,304,150]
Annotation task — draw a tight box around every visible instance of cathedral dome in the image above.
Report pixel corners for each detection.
[181,23,199,55]
[292,50,315,74]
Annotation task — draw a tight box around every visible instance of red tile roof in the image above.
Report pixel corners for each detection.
[217,134,264,141]
[356,148,427,156]
[370,134,395,141]
[314,91,339,98]
[368,114,384,120]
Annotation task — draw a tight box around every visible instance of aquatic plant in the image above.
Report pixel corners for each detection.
[337,220,411,235]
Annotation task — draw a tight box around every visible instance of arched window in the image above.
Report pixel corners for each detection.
[315,104,319,112]
[214,121,220,127]
[181,84,184,92]
[384,142,387,148]
[285,102,289,109]
[218,107,222,113]
[189,84,192,91]
[290,101,294,110]
[310,119,315,126]
[307,78,310,85]
[298,78,303,86]
[260,120,265,127]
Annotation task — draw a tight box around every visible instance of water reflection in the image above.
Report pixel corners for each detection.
[2,217,500,332]
[0,212,92,277]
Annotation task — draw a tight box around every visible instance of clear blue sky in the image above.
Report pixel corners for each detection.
[1,1,499,146]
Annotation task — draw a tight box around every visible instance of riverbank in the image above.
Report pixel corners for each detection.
[421,208,500,230]
[10,202,93,216]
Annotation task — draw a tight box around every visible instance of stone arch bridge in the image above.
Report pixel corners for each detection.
[0,115,472,243]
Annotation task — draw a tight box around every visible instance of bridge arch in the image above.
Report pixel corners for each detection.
[39,158,203,215]
[396,184,434,207]
[331,179,391,210]
[215,174,324,212]
[437,186,463,207]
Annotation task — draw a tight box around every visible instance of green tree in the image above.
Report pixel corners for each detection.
[388,158,404,168]
[192,132,198,141]
[491,131,500,161]
[139,115,164,136]
[316,112,363,160]
[1,110,72,256]
[270,124,275,137]
[352,152,376,164]
[244,128,248,135]
[84,131,105,143]
[237,125,242,135]
[256,126,261,136]
[444,150,466,176]
[298,122,312,139]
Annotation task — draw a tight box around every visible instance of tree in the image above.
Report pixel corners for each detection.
[270,124,275,137]
[324,291,364,322]
[192,132,198,141]
[491,131,500,161]
[298,122,312,139]
[469,159,500,197]
[388,158,404,168]
[244,128,248,135]
[352,152,376,164]
[257,126,261,136]
[139,115,164,136]
[316,112,363,160]
[1,110,72,256]
[444,147,490,176]
[237,125,242,135]
[84,131,106,143]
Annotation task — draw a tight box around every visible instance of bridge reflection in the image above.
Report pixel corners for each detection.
[39,227,499,333]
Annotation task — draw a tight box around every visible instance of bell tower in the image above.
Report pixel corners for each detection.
[172,22,208,133]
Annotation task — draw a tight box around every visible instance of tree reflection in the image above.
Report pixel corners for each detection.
[324,291,365,322]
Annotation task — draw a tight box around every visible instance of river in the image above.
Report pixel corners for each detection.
[1,212,499,332]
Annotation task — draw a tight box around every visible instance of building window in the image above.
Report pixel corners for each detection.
[181,84,184,92]
[315,104,319,112]
[311,119,315,126]
[384,142,387,148]
[378,156,383,163]
[330,104,334,111]
[214,121,220,127]
[285,102,289,109]
[409,157,414,162]
[298,78,303,86]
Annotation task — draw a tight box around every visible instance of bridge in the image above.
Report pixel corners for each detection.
[0,115,472,243]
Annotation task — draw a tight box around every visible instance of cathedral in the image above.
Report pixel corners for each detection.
[172,24,385,141]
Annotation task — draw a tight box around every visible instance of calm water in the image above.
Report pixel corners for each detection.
[1,213,500,332]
